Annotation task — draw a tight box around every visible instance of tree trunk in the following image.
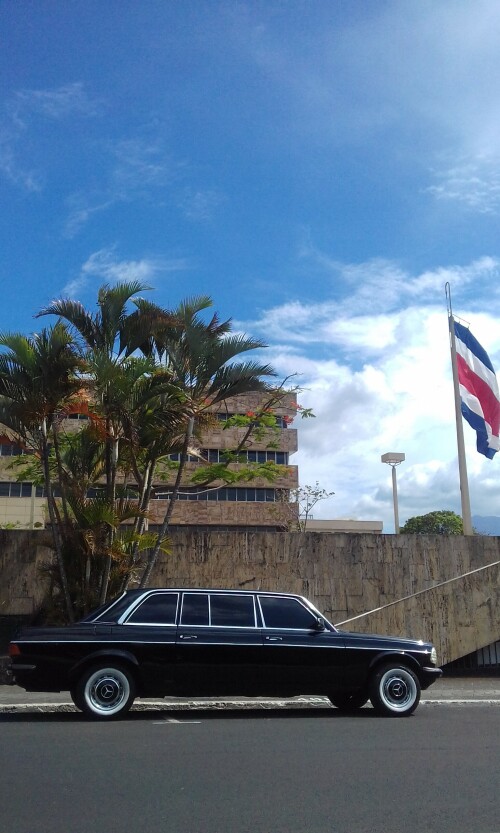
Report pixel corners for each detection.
[99,434,118,604]
[139,417,193,587]
[41,420,74,623]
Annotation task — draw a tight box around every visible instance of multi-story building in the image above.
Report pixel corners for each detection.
[0,392,299,530]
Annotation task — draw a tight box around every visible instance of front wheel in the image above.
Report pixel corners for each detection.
[75,664,136,720]
[329,691,369,711]
[369,663,420,717]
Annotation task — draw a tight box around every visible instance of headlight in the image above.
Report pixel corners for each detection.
[430,647,437,665]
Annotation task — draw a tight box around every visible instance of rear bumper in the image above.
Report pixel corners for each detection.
[420,666,443,690]
[10,663,64,693]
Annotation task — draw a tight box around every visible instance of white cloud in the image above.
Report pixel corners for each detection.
[64,138,178,237]
[232,1,500,214]
[240,256,500,531]
[111,139,175,193]
[15,82,102,119]
[427,155,500,214]
[240,255,500,350]
[63,197,115,239]
[178,188,226,222]
[0,83,101,191]
[62,247,192,298]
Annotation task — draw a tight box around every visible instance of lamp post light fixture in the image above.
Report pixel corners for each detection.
[381,452,405,533]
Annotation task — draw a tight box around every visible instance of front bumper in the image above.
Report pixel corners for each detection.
[420,666,443,690]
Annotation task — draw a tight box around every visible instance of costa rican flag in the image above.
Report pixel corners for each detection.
[454,320,500,459]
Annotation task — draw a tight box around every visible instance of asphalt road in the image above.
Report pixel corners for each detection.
[1,705,499,833]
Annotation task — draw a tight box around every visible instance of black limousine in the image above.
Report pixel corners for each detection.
[8,588,442,719]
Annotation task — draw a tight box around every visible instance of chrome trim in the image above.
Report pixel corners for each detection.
[14,634,424,651]
[15,639,177,646]
[120,622,176,628]
[178,642,261,647]
[13,638,344,648]
[347,645,430,655]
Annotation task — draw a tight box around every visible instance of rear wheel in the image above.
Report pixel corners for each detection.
[75,663,136,720]
[369,663,420,717]
[329,691,369,711]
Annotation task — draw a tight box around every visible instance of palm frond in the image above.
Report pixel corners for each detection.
[36,300,99,349]
[206,361,276,404]
[98,281,152,352]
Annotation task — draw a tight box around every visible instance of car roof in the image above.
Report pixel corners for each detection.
[125,588,306,600]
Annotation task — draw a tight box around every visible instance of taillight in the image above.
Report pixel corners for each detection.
[8,643,21,657]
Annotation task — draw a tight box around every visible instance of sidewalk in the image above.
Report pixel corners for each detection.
[1,677,499,713]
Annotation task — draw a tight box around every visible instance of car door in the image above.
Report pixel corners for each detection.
[258,595,347,696]
[176,592,263,696]
[116,591,179,693]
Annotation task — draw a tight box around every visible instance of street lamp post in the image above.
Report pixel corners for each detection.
[381,453,405,533]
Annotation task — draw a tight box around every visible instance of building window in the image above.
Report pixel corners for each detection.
[152,486,279,503]
[0,444,26,456]
[196,449,288,465]
[0,482,33,497]
[166,452,199,462]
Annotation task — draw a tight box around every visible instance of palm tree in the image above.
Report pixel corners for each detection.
[37,281,156,493]
[37,281,166,603]
[139,296,276,587]
[0,324,82,621]
[36,286,279,595]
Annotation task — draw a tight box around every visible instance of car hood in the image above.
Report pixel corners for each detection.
[336,629,431,651]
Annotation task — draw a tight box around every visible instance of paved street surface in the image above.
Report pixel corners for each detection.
[1,704,499,833]
[1,675,499,711]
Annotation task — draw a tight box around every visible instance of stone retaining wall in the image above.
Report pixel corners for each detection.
[1,529,499,665]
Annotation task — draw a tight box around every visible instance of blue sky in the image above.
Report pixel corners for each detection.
[2,0,500,530]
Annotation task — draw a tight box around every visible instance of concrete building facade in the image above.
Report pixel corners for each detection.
[0,392,299,530]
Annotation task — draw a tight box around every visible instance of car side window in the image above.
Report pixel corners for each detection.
[125,592,178,625]
[180,593,209,626]
[259,596,318,630]
[210,594,256,627]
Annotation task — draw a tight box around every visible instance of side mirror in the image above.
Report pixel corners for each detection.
[313,617,326,631]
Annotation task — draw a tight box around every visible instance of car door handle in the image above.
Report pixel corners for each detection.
[179,634,198,640]
[265,636,283,642]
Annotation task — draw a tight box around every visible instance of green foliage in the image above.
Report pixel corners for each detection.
[0,281,310,618]
[273,481,335,531]
[400,510,464,535]
[190,460,288,486]
[291,482,335,531]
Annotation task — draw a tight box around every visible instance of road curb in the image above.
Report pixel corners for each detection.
[0,698,332,714]
[0,697,499,714]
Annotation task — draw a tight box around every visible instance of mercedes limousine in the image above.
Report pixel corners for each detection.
[8,588,442,719]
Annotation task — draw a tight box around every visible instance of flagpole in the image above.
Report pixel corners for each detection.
[446,282,473,535]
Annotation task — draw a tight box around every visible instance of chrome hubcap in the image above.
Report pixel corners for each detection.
[86,670,128,713]
[380,669,416,711]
